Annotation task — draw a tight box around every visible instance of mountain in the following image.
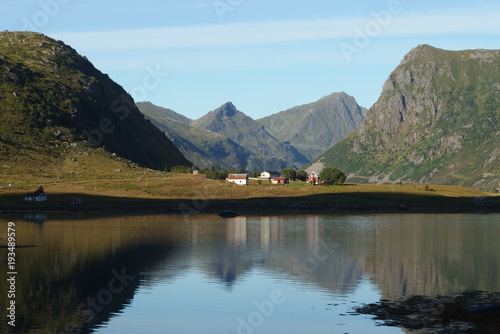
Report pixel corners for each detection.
[191,102,309,170]
[139,101,308,171]
[258,92,367,160]
[310,45,500,192]
[0,31,190,172]
[140,94,368,171]
[137,101,252,169]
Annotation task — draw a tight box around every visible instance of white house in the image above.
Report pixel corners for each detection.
[227,174,249,185]
[24,192,48,202]
[260,171,280,179]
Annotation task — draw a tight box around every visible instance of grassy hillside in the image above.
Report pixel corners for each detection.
[0,31,191,175]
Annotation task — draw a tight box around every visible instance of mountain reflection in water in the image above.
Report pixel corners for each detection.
[0,213,498,333]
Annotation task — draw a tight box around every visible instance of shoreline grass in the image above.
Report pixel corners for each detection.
[1,173,498,214]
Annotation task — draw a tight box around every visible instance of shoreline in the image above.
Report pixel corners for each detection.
[1,200,499,216]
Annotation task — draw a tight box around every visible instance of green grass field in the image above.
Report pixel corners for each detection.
[1,169,498,214]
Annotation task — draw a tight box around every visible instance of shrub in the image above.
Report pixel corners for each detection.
[319,167,346,185]
[296,170,308,182]
[281,168,296,181]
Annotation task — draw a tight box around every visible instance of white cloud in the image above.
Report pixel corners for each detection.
[51,8,500,52]
[52,19,356,50]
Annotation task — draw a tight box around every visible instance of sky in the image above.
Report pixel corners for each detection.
[2,0,500,119]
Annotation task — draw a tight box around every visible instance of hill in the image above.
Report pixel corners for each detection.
[0,31,191,175]
[310,45,500,192]
[258,92,366,160]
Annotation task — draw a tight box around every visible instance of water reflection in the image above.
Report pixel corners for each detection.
[0,213,499,333]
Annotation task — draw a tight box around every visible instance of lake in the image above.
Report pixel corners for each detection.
[1,212,499,333]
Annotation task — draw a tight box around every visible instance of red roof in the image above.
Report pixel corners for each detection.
[228,174,248,180]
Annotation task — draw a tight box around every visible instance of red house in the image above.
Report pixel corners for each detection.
[308,171,319,185]
[272,177,289,184]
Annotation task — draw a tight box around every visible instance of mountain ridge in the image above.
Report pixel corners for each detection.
[139,92,366,171]
[140,101,310,171]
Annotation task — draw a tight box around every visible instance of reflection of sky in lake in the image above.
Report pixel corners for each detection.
[98,267,400,334]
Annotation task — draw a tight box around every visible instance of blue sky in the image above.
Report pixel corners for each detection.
[2,0,500,119]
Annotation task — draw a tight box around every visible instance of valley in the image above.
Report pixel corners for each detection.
[1,32,499,197]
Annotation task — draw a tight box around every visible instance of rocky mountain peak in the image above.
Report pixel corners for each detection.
[214,101,237,117]
[400,44,440,64]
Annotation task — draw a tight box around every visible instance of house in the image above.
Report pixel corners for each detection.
[272,177,289,184]
[24,192,48,202]
[260,171,281,179]
[308,171,320,185]
[227,174,249,185]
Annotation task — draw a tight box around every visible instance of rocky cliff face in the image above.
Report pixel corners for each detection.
[312,45,500,192]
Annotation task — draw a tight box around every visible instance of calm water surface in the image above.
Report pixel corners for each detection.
[1,213,499,333]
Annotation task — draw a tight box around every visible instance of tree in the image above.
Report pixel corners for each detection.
[296,170,308,182]
[319,167,346,185]
[281,168,296,181]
